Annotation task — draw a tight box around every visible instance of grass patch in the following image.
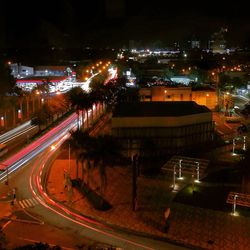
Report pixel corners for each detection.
[174,185,234,211]
[173,167,250,216]
[203,167,242,184]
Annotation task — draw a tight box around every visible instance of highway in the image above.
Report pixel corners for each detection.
[0,121,37,145]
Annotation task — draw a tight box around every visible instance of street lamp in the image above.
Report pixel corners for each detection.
[232,194,238,215]
[232,138,237,155]
[195,161,200,183]
[243,136,247,151]
[0,116,4,127]
[178,159,183,180]
[18,109,22,119]
[132,154,139,211]
[172,164,177,191]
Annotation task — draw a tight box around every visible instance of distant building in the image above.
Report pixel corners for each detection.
[209,27,228,54]
[140,86,218,110]
[10,63,34,78]
[191,40,200,49]
[34,66,68,77]
[112,101,214,156]
[16,76,69,92]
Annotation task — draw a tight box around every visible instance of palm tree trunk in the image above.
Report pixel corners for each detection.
[91,107,94,125]
[82,110,85,130]
[26,96,30,119]
[99,160,107,195]
[32,96,35,113]
[76,158,79,179]
[12,107,16,127]
[86,109,89,128]
[76,110,80,130]
[18,98,23,121]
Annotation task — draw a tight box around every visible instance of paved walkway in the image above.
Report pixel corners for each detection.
[47,150,250,250]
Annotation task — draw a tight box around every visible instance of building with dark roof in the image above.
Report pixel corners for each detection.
[112,101,214,156]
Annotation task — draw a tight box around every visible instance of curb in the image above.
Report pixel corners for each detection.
[47,194,204,250]
[2,216,44,225]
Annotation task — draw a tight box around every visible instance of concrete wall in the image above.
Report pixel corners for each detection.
[112,112,212,128]
[140,86,218,110]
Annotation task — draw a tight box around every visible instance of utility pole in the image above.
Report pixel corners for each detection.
[132,154,138,211]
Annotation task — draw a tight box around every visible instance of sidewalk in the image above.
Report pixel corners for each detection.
[47,150,250,250]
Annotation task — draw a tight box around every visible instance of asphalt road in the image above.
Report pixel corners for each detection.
[0,111,189,250]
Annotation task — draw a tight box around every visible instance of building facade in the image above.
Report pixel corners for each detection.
[140,86,218,110]
[112,102,214,156]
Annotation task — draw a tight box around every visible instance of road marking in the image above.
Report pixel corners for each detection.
[25,199,33,207]
[19,200,26,208]
[224,122,234,130]
[217,130,224,135]
[18,198,40,208]
[2,220,12,230]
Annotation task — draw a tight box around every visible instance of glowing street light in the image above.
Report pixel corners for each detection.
[243,136,247,151]
[232,138,236,155]
[18,109,22,119]
[232,194,238,215]
[178,159,183,180]
[195,161,200,183]
[172,164,177,191]
[0,116,4,127]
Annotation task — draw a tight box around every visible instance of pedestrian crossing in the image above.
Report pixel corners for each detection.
[18,197,40,209]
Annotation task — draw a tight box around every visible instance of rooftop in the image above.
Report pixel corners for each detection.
[112,101,211,117]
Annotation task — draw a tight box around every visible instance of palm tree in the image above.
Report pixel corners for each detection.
[66,87,85,130]
[90,134,122,195]
[80,92,93,129]
[31,104,51,131]
[89,82,106,118]
[66,130,94,181]
[67,130,121,195]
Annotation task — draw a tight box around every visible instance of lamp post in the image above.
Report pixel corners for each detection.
[132,154,139,211]
[18,109,22,119]
[0,116,4,127]
[243,136,247,151]
[195,161,200,182]
[172,164,176,191]
[232,194,238,215]
[68,143,71,174]
[232,138,236,155]
[178,159,183,179]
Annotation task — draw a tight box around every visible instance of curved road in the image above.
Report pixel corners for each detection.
[0,112,188,250]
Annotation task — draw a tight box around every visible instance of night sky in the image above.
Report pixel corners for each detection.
[1,0,250,49]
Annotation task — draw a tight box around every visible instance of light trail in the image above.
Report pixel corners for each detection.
[0,121,36,144]
[0,113,78,180]
[29,146,154,250]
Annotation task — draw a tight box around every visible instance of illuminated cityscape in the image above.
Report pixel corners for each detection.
[0,0,250,250]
